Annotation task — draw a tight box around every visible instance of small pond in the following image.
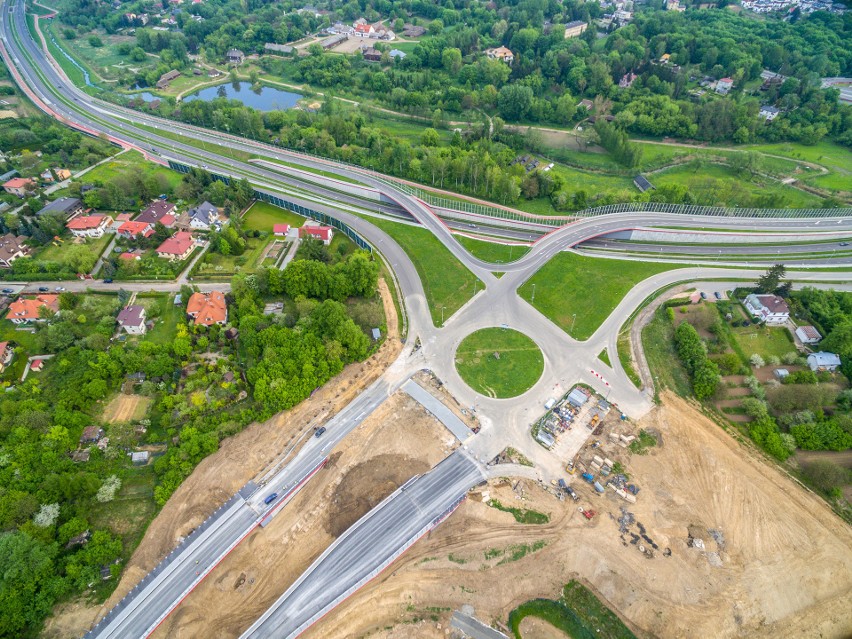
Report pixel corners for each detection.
[182,82,302,111]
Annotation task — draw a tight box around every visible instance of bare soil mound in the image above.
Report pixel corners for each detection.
[325,454,430,537]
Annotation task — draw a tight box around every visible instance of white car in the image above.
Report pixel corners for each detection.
[55,286,66,292]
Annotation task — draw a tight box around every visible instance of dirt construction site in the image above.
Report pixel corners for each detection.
[304,393,852,639]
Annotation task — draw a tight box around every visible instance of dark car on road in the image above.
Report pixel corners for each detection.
[714,292,722,300]
[264,493,278,505]
[314,427,326,438]
[103,278,113,283]
[1,288,13,294]
[38,287,49,292]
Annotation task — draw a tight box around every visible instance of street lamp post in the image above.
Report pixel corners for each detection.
[531,283,536,303]
[441,306,446,326]
[571,313,577,334]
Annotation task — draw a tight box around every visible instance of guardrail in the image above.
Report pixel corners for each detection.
[576,202,852,219]
[166,160,372,252]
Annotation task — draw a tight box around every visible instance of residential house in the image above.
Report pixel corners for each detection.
[795,325,821,344]
[111,212,135,232]
[2,177,34,196]
[715,78,734,95]
[744,294,790,325]
[0,233,31,268]
[619,72,637,88]
[40,169,55,183]
[299,225,333,245]
[666,0,685,9]
[187,201,219,230]
[0,341,13,373]
[402,25,426,38]
[37,197,84,219]
[30,359,45,372]
[273,224,289,236]
[353,22,374,37]
[362,47,382,62]
[120,249,145,261]
[633,175,654,192]
[485,46,514,64]
[55,168,72,180]
[759,105,780,121]
[156,69,181,89]
[66,214,114,238]
[131,451,150,465]
[321,34,348,50]
[225,48,245,65]
[807,352,841,372]
[564,20,588,38]
[79,426,104,444]
[116,305,147,334]
[117,220,155,239]
[6,295,59,324]
[264,43,294,55]
[136,200,176,226]
[156,231,195,261]
[326,22,353,35]
[186,290,228,326]
[578,98,594,110]
[389,49,407,60]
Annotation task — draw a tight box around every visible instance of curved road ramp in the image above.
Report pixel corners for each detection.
[241,451,486,638]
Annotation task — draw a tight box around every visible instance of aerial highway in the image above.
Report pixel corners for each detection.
[241,451,486,639]
[4,2,852,637]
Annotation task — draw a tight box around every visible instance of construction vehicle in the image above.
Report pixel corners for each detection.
[565,460,576,475]
[579,507,596,520]
[581,472,594,483]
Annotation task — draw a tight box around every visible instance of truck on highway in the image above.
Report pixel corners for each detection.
[264,493,278,505]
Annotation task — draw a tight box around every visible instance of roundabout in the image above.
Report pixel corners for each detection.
[454,327,545,398]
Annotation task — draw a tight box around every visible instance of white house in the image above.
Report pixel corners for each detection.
[807,352,841,372]
[715,77,734,95]
[116,305,147,335]
[795,325,821,344]
[759,105,781,121]
[66,215,114,238]
[188,201,220,231]
[744,294,790,325]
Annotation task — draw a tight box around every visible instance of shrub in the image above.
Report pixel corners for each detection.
[750,354,765,368]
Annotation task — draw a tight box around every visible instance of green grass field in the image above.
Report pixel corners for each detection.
[36,234,111,269]
[508,580,636,639]
[642,308,692,397]
[455,236,530,264]
[195,236,270,276]
[78,150,183,193]
[367,218,482,325]
[141,294,183,345]
[745,141,852,193]
[518,253,678,340]
[241,201,306,232]
[732,325,795,361]
[455,328,544,398]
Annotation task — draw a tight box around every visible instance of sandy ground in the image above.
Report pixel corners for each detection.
[153,390,455,638]
[519,617,570,639]
[101,393,151,423]
[42,279,403,639]
[306,392,852,639]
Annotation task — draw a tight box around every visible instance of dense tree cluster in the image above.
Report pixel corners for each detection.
[673,321,720,400]
[794,287,852,379]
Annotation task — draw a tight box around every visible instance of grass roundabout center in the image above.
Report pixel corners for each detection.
[455,327,544,399]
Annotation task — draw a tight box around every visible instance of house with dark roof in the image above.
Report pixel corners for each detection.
[136,200,176,226]
[225,48,245,65]
[188,201,219,230]
[117,305,147,335]
[564,20,588,38]
[37,197,84,219]
[0,233,31,268]
[744,294,790,325]
[633,175,654,192]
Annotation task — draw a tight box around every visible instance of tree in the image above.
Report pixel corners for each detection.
[421,128,440,147]
[801,460,850,494]
[497,85,534,121]
[756,264,787,294]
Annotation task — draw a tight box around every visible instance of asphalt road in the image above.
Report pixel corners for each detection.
[241,451,485,639]
[4,4,852,637]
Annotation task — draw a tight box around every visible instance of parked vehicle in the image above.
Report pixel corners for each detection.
[700,292,707,300]
[103,278,113,283]
[263,492,278,505]
[1,288,13,294]
[544,398,556,410]
[314,426,326,438]
[593,481,605,493]
[714,291,722,300]
[581,472,594,483]
[38,287,49,292]
[55,286,66,292]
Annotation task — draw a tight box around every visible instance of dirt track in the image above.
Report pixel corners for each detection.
[307,393,852,639]
[101,393,151,423]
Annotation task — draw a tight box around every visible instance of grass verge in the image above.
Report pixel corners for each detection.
[455,235,530,264]
[518,252,678,340]
[487,499,549,524]
[455,328,544,398]
[367,217,482,326]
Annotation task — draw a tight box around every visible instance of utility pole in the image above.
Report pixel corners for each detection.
[571,313,577,334]
[531,283,536,303]
[441,306,446,326]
